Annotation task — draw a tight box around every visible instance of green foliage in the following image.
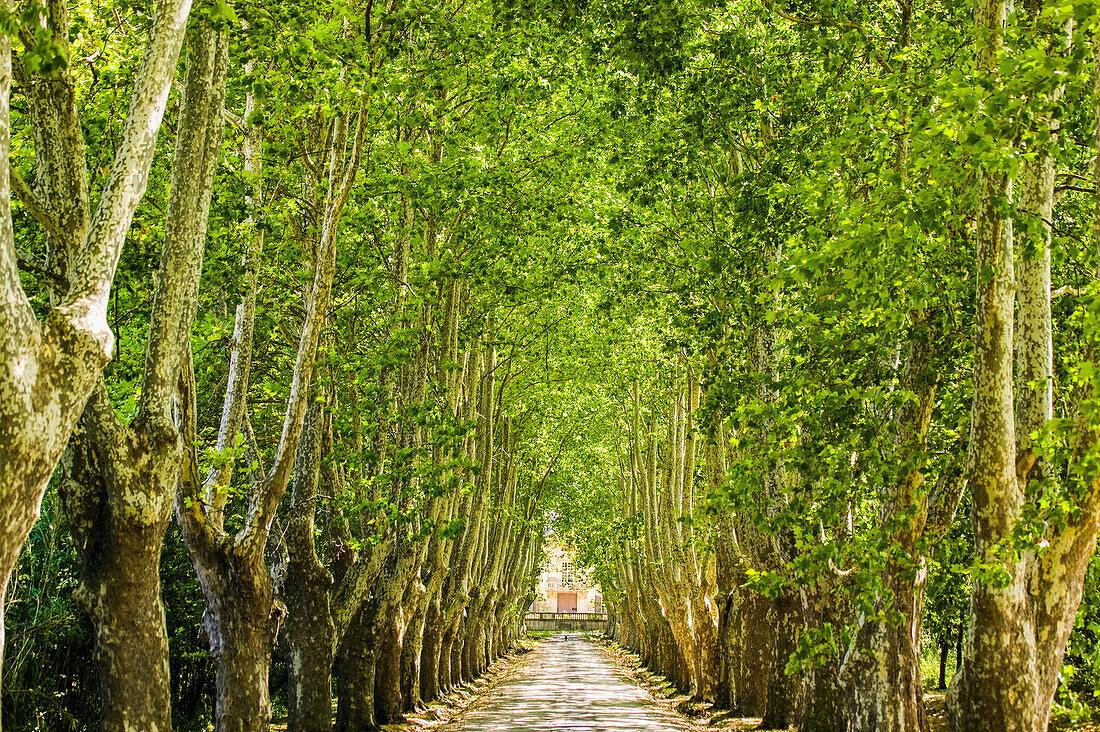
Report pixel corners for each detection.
[6,0,1100,723]
[2,490,97,731]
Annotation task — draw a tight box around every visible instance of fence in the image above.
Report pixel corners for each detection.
[524,612,608,632]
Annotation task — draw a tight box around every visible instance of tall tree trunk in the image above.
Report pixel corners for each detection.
[799,577,849,732]
[60,389,177,732]
[402,589,429,711]
[841,564,928,732]
[760,592,802,729]
[282,574,333,732]
[335,600,380,732]
[56,18,227,731]
[946,6,1100,730]
[278,400,335,732]
[373,607,407,725]
[196,548,285,732]
[0,0,191,722]
[840,325,946,732]
[420,594,445,701]
[453,617,471,686]
[736,589,773,715]
[178,104,364,732]
[437,617,459,693]
[946,0,1029,721]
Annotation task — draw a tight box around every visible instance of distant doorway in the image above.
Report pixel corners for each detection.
[557,592,578,613]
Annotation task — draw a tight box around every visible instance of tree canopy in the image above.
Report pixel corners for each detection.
[1,0,1100,731]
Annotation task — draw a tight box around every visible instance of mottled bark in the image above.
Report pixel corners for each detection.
[335,600,380,732]
[453,616,472,685]
[402,591,429,711]
[330,543,390,658]
[54,17,226,732]
[178,105,364,732]
[59,388,176,732]
[437,617,459,693]
[840,326,943,732]
[374,610,407,725]
[623,374,718,701]
[407,526,451,708]
[13,0,88,287]
[0,1,190,722]
[205,573,285,732]
[278,400,335,732]
[1014,36,1071,730]
[420,594,445,701]
[799,578,849,732]
[370,528,438,722]
[760,592,801,730]
[430,347,497,692]
[841,567,927,732]
[947,0,1027,719]
[947,136,1030,726]
[947,5,1100,730]
[733,589,772,715]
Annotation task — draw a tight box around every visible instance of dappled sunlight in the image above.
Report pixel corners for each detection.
[443,636,690,731]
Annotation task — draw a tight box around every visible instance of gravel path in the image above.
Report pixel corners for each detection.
[440,635,692,731]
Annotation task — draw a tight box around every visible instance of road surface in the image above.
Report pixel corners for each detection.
[441,635,691,731]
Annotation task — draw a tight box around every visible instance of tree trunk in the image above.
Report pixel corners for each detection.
[402,588,431,711]
[373,611,406,725]
[840,327,941,732]
[801,663,846,732]
[799,579,849,732]
[281,558,334,732]
[336,600,380,732]
[453,616,470,686]
[279,400,335,732]
[0,0,191,723]
[736,590,772,715]
[177,103,363,732]
[951,1,1020,728]
[946,6,1093,730]
[760,592,801,729]
[199,559,284,732]
[840,567,926,732]
[715,591,734,710]
[939,641,949,691]
[54,18,226,730]
[420,595,444,702]
[59,397,176,732]
[464,597,491,680]
[438,617,458,693]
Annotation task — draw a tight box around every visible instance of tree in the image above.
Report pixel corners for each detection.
[0,0,191,725]
[948,4,1100,729]
[57,12,228,730]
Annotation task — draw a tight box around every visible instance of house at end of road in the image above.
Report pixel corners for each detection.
[529,543,603,614]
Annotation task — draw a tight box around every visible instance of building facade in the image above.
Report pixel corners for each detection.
[529,544,603,614]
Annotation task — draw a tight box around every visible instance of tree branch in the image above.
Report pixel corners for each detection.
[176,341,222,562]
[14,246,67,290]
[10,170,68,249]
[62,0,191,315]
[238,103,367,554]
